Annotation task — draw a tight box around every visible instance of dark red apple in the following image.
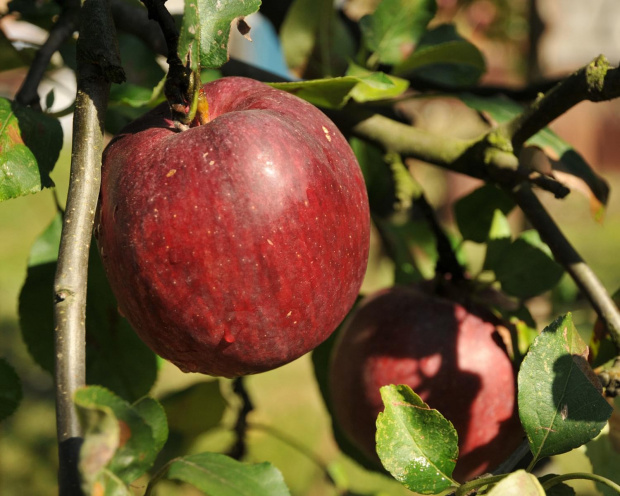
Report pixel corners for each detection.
[96,77,370,378]
[329,285,523,482]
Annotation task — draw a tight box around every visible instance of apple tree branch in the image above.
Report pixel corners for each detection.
[53,0,124,493]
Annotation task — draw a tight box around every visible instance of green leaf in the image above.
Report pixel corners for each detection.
[75,386,162,485]
[585,398,620,496]
[491,230,564,299]
[486,470,545,495]
[178,0,201,73]
[164,452,290,496]
[0,98,62,201]
[0,358,22,421]
[194,0,262,69]
[376,385,458,494]
[460,93,609,218]
[269,72,408,109]
[483,209,512,271]
[518,314,613,463]
[454,184,515,243]
[132,397,168,455]
[346,63,410,103]
[394,24,486,87]
[19,214,158,401]
[280,0,321,70]
[360,0,437,66]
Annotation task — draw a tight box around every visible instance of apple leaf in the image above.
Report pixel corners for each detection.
[19,213,158,402]
[132,397,168,455]
[183,0,262,70]
[0,357,22,421]
[279,0,320,70]
[75,386,164,486]
[585,397,620,496]
[159,381,227,460]
[360,0,437,67]
[0,97,62,202]
[483,209,512,271]
[486,470,545,496]
[518,314,613,464]
[376,384,458,495]
[490,229,564,299]
[394,24,486,87]
[459,93,609,220]
[163,452,290,496]
[454,184,515,243]
[269,72,408,109]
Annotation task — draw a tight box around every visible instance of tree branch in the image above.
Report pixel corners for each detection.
[504,55,620,150]
[15,0,80,108]
[509,184,620,348]
[53,0,124,493]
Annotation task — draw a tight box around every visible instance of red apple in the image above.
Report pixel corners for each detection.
[96,77,370,378]
[329,285,523,482]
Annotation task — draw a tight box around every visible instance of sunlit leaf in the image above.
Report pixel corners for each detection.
[376,385,458,494]
[486,470,545,495]
[164,452,290,496]
[270,72,408,109]
[518,314,613,463]
[280,0,320,70]
[75,386,163,484]
[0,98,62,201]
[360,0,437,66]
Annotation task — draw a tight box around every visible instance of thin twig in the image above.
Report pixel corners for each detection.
[140,0,192,122]
[53,0,123,494]
[227,377,254,460]
[15,0,80,108]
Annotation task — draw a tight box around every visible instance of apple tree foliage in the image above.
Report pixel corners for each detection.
[2,0,620,495]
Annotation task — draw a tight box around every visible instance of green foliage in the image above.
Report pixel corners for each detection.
[19,213,158,401]
[0,357,22,421]
[360,0,437,67]
[180,0,262,70]
[163,452,291,496]
[0,98,62,201]
[454,184,515,243]
[518,314,613,464]
[394,24,486,87]
[376,385,458,494]
[270,71,408,109]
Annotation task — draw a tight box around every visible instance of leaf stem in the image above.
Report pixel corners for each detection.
[541,472,620,494]
[453,474,507,495]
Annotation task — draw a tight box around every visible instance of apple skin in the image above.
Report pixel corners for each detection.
[329,285,523,482]
[96,77,370,378]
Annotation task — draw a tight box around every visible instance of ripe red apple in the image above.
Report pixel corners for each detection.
[96,77,370,377]
[329,285,523,482]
